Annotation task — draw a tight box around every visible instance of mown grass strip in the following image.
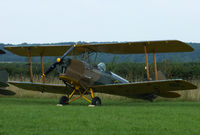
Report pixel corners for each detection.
[0,98,200,135]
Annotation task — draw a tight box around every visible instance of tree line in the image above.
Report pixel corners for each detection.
[1,61,200,81]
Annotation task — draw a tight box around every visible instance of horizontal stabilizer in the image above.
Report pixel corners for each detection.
[157,92,181,98]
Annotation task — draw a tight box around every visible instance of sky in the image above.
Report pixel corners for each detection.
[0,0,199,44]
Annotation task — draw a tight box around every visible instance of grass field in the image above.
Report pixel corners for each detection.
[0,98,200,135]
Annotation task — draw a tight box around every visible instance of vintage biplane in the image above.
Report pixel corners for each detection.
[0,49,15,96]
[4,40,197,105]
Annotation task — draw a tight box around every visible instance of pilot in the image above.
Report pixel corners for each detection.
[97,62,106,72]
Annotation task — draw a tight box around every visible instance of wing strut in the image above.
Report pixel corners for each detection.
[27,48,33,82]
[144,46,158,81]
[153,51,158,80]
[40,55,45,83]
[144,45,150,81]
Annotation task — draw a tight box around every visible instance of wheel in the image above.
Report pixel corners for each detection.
[92,96,101,106]
[59,96,69,105]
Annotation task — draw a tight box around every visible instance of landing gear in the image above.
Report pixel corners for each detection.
[58,87,102,106]
[92,97,101,106]
[59,96,69,105]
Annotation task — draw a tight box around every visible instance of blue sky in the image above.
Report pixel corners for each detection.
[0,0,199,44]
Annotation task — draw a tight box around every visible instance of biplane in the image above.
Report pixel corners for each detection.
[0,49,15,96]
[4,40,197,106]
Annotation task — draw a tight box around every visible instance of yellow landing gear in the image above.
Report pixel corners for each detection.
[59,86,101,106]
[90,88,101,106]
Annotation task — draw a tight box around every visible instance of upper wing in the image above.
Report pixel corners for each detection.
[8,81,68,94]
[91,79,197,98]
[4,40,193,56]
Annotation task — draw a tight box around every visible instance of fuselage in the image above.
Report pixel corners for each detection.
[58,58,129,87]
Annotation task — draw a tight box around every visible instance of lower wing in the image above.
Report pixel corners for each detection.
[91,79,197,98]
[8,81,67,94]
[8,79,197,98]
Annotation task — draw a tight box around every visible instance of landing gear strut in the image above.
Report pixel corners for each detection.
[58,87,101,106]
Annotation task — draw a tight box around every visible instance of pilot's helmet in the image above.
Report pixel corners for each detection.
[97,62,106,71]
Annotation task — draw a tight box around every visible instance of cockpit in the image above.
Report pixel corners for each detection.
[57,49,108,74]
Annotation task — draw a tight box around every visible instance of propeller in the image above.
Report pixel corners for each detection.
[41,45,75,78]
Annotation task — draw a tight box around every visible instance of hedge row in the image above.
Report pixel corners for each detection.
[1,61,200,81]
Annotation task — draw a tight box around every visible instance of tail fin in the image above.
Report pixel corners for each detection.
[157,71,167,80]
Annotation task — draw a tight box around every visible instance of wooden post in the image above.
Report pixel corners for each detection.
[144,46,150,81]
[153,52,158,80]
[27,48,33,82]
[41,55,45,83]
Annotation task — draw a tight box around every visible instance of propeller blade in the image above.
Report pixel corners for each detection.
[60,45,75,60]
[41,45,76,78]
[42,62,58,77]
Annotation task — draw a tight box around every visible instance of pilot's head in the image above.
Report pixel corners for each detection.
[97,62,106,72]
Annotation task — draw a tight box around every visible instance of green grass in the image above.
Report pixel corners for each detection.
[0,98,200,135]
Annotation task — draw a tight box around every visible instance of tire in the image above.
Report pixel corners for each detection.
[59,96,69,105]
[92,96,101,106]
